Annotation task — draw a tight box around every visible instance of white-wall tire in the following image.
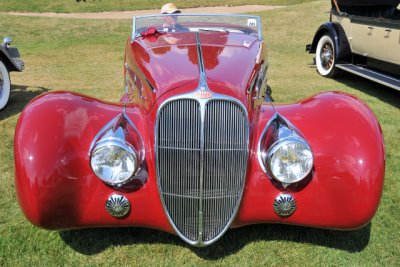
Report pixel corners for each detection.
[316,34,338,78]
[0,60,11,110]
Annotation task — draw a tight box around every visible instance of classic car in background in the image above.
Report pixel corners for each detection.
[307,0,400,91]
[0,37,24,110]
[15,14,385,247]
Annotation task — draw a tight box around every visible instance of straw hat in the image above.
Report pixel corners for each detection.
[161,3,181,14]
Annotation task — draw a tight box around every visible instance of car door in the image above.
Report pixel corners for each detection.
[350,17,375,57]
[383,21,400,64]
[372,23,388,62]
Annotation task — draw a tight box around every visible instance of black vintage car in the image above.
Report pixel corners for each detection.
[307,0,400,91]
[0,37,24,110]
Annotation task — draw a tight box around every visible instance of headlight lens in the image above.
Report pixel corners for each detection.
[90,139,138,185]
[267,138,313,184]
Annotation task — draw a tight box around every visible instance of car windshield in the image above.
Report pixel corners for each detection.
[133,14,262,39]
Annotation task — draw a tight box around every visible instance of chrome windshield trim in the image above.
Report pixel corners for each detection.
[132,16,136,41]
[132,13,263,40]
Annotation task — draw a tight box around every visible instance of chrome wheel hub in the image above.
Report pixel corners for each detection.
[321,50,332,64]
[320,43,334,70]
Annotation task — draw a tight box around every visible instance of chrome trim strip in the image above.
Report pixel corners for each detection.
[257,16,263,40]
[257,113,279,174]
[196,33,205,76]
[196,32,206,242]
[132,17,136,41]
[155,32,249,246]
[336,64,400,91]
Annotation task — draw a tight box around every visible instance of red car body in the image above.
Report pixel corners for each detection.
[14,16,385,247]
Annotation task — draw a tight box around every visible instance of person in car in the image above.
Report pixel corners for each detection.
[160,3,189,32]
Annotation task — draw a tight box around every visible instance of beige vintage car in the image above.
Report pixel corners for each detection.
[307,0,400,91]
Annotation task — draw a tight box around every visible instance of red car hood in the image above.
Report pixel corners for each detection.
[129,31,262,101]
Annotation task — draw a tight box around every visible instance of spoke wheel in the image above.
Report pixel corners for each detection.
[316,34,338,78]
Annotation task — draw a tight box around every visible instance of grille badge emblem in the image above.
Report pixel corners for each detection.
[194,85,212,99]
[194,90,212,99]
[106,194,130,218]
[274,194,296,217]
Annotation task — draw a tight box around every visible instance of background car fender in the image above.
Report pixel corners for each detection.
[308,22,351,62]
[0,46,24,72]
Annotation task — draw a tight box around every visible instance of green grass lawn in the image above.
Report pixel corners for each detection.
[0,0,315,13]
[1,0,399,265]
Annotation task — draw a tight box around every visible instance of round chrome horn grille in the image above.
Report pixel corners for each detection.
[106,194,130,218]
[273,194,296,217]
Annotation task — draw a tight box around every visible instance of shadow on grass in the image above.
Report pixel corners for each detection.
[60,223,371,259]
[334,72,400,109]
[0,85,50,121]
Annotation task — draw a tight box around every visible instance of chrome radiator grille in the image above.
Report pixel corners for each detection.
[156,98,249,245]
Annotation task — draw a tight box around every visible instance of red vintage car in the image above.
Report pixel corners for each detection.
[14,14,385,247]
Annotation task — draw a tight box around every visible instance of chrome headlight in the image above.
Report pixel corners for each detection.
[90,138,138,185]
[258,113,314,186]
[267,137,313,184]
[3,37,12,48]
[89,113,144,187]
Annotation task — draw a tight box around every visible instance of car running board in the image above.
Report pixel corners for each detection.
[336,64,400,91]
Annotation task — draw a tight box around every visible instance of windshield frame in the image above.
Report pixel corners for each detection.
[132,14,263,40]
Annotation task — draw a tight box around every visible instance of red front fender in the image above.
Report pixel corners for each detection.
[15,91,384,232]
[236,92,385,229]
[14,91,173,232]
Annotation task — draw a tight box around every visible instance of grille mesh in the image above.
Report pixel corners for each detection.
[157,98,248,243]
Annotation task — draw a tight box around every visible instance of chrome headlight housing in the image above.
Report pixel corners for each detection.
[89,113,144,187]
[266,137,313,184]
[258,114,313,186]
[90,138,138,185]
[3,37,12,48]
